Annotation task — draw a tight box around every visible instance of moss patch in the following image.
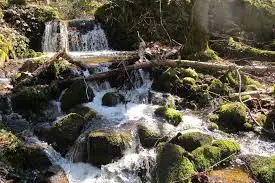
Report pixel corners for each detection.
[170,132,213,152]
[137,124,161,148]
[155,107,183,126]
[212,139,240,157]
[152,143,195,183]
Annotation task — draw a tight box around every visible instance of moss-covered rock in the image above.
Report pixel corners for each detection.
[256,113,267,126]
[87,129,132,166]
[11,85,51,113]
[208,114,219,123]
[69,106,97,121]
[180,68,199,80]
[102,92,123,107]
[41,113,86,154]
[218,102,247,131]
[208,122,219,131]
[192,145,222,172]
[182,77,196,86]
[170,132,213,152]
[61,79,94,111]
[152,143,195,183]
[0,130,51,181]
[212,139,240,157]
[244,155,275,183]
[137,124,161,148]
[155,106,183,126]
[209,79,229,95]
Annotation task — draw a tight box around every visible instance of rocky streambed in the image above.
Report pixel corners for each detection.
[0,55,274,183]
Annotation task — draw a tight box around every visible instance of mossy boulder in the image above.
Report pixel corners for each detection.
[182,77,196,86]
[11,85,51,113]
[212,139,240,157]
[244,155,275,183]
[41,113,86,154]
[192,145,222,171]
[69,106,97,121]
[0,130,51,181]
[137,124,161,148]
[87,130,132,166]
[208,114,219,123]
[180,68,199,80]
[102,92,123,107]
[170,132,213,152]
[155,107,183,126]
[192,140,240,171]
[61,79,94,111]
[208,122,219,131]
[218,102,247,131]
[209,79,229,95]
[152,143,195,183]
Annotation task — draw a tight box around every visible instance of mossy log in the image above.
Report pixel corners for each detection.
[77,60,275,82]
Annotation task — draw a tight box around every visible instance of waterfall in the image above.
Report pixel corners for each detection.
[42,20,109,52]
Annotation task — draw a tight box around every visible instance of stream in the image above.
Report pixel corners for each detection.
[23,19,275,183]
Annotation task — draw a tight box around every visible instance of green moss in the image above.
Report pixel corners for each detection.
[212,140,240,157]
[245,84,259,92]
[243,122,254,131]
[244,76,263,88]
[218,102,247,131]
[155,107,183,126]
[208,122,219,131]
[69,106,97,121]
[192,145,222,171]
[152,69,179,92]
[180,68,199,80]
[152,143,195,183]
[170,132,213,152]
[209,79,229,95]
[208,114,219,123]
[137,124,161,148]
[188,84,212,108]
[245,155,275,183]
[182,77,196,85]
[256,114,267,126]
[11,85,52,113]
[88,130,132,166]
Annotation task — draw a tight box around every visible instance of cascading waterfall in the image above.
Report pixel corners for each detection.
[42,20,109,52]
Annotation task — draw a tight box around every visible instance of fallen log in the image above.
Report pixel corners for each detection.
[80,60,275,82]
[16,49,66,87]
[230,87,274,97]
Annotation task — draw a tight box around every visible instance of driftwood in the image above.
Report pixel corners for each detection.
[81,60,275,82]
[230,88,273,97]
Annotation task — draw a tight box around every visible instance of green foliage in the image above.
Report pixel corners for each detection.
[155,106,183,126]
[3,5,60,51]
[153,143,195,183]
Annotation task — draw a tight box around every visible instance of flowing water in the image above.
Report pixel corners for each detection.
[31,20,275,183]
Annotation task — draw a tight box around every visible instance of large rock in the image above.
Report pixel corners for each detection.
[0,130,52,182]
[87,129,132,166]
[102,92,123,107]
[152,143,195,183]
[61,79,94,111]
[69,105,97,121]
[39,113,86,154]
[170,132,213,152]
[137,124,161,148]
[243,155,275,183]
[218,102,247,131]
